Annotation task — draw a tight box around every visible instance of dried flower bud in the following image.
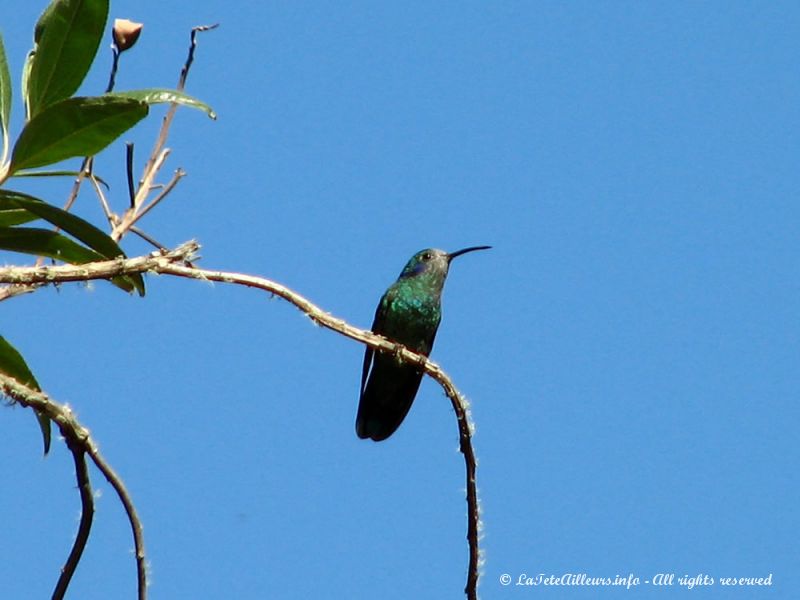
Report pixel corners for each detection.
[112,19,143,52]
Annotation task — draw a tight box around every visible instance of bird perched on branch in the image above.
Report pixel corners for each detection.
[356,246,490,441]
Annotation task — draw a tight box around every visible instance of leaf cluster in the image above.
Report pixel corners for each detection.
[0,0,213,452]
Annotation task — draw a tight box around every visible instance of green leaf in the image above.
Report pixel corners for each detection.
[0,33,12,165]
[9,169,110,189]
[0,335,50,454]
[0,190,145,293]
[0,189,125,259]
[110,88,217,120]
[8,96,147,174]
[0,190,145,296]
[0,208,37,227]
[26,0,109,118]
[0,337,40,390]
[0,227,141,294]
[0,190,145,295]
[0,225,105,262]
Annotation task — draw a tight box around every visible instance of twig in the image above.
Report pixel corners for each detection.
[62,157,93,215]
[115,24,218,243]
[106,45,121,94]
[130,226,167,250]
[0,241,481,597]
[0,374,148,600]
[112,148,171,241]
[89,172,116,228]
[52,445,94,600]
[33,156,94,272]
[89,435,148,600]
[126,143,136,209]
[0,283,36,302]
[127,168,186,231]
[181,25,219,89]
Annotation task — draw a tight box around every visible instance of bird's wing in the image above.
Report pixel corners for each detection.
[360,289,392,395]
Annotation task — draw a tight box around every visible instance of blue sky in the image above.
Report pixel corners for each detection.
[1,1,798,598]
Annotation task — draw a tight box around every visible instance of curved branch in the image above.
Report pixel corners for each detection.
[0,374,148,600]
[0,241,482,597]
[52,445,93,600]
[89,438,148,600]
[153,259,482,598]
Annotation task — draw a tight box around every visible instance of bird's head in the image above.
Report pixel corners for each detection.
[399,246,491,281]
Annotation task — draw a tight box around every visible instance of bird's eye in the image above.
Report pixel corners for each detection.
[422,252,432,261]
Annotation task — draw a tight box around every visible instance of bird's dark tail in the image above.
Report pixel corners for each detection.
[356,357,424,441]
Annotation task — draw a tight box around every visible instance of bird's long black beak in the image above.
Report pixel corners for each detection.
[447,245,492,262]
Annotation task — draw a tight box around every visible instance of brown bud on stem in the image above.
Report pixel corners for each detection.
[112,19,143,52]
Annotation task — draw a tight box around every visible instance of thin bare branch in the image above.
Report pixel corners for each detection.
[89,173,116,228]
[89,433,148,600]
[181,25,219,89]
[118,24,217,241]
[128,168,186,229]
[106,45,121,94]
[33,156,94,272]
[62,157,93,215]
[0,241,481,596]
[0,283,36,302]
[126,143,136,208]
[130,226,167,250]
[52,446,94,600]
[112,148,171,241]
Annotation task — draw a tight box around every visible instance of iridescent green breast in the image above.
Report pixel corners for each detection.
[379,279,442,353]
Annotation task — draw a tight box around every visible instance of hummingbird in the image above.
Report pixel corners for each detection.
[356,246,491,441]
